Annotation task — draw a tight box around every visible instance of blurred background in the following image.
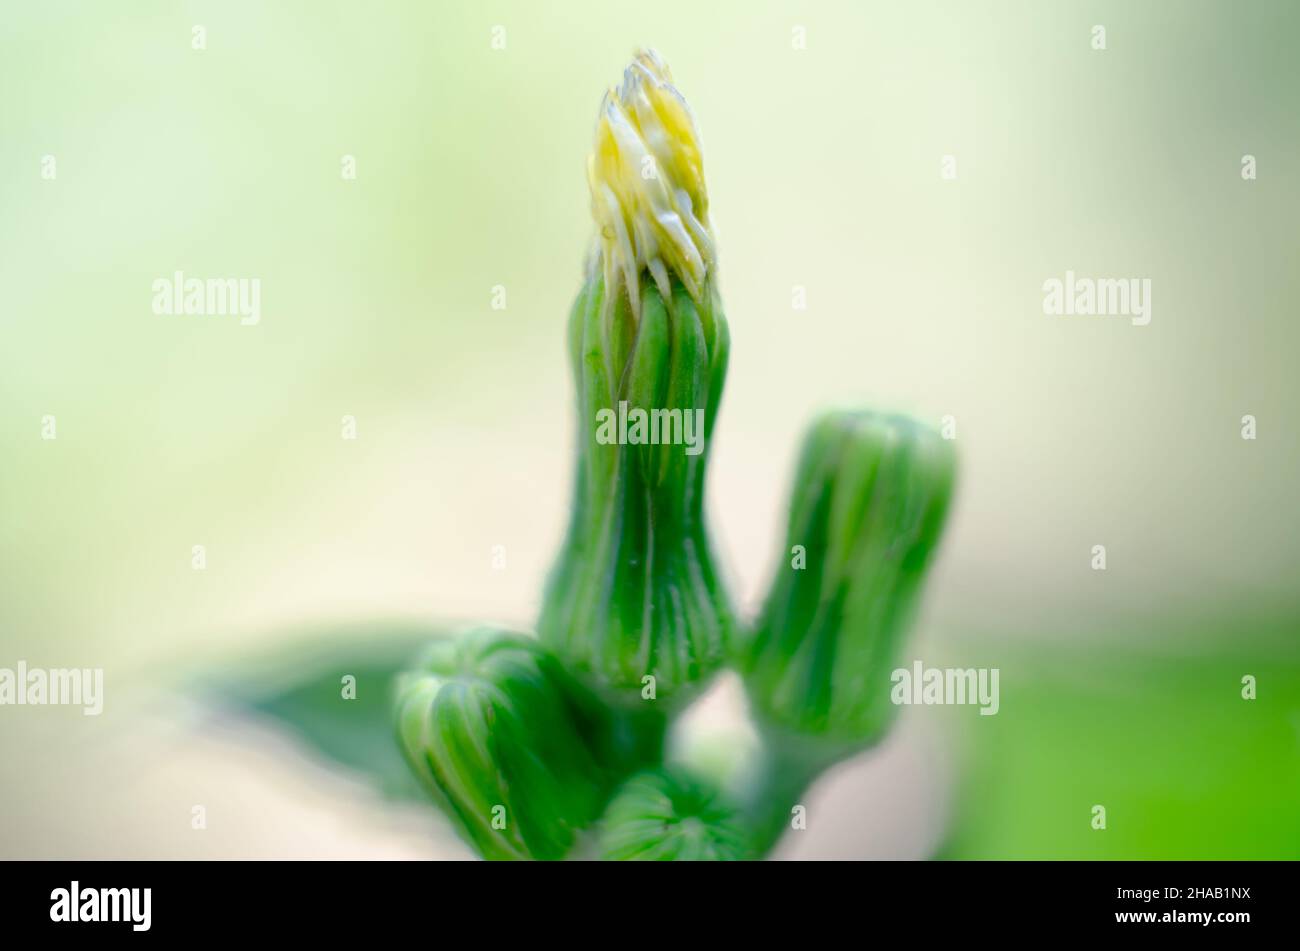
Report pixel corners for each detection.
[1,0,1297,859]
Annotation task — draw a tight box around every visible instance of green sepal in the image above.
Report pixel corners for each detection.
[597,768,752,861]
[394,627,609,860]
[540,274,735,710]
[743,411,956,745]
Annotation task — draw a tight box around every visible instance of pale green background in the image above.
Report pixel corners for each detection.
[2,1,1297,858]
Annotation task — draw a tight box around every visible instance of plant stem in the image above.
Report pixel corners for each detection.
[742,723,852,857]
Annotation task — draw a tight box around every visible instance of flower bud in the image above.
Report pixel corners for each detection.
[395,627,606,860]
[743,412,957,745]
[598,768,751,861]
[539,50,735,708]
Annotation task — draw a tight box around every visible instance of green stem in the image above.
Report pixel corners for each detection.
[742,723,852,857]
[606,703,670,773]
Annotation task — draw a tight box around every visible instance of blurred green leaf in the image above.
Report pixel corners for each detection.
[938,616,1300,860]
[200,622,446,801]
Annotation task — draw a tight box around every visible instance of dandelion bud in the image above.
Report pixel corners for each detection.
[598,768,751,861]
[540,50,735,708]
[744,412,957,745]
[395,628,606,860]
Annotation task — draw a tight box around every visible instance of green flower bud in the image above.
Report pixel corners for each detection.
[743,411,957,746]
[598,768,751,861]
[539,50,735,708]
[395,627,607,860]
